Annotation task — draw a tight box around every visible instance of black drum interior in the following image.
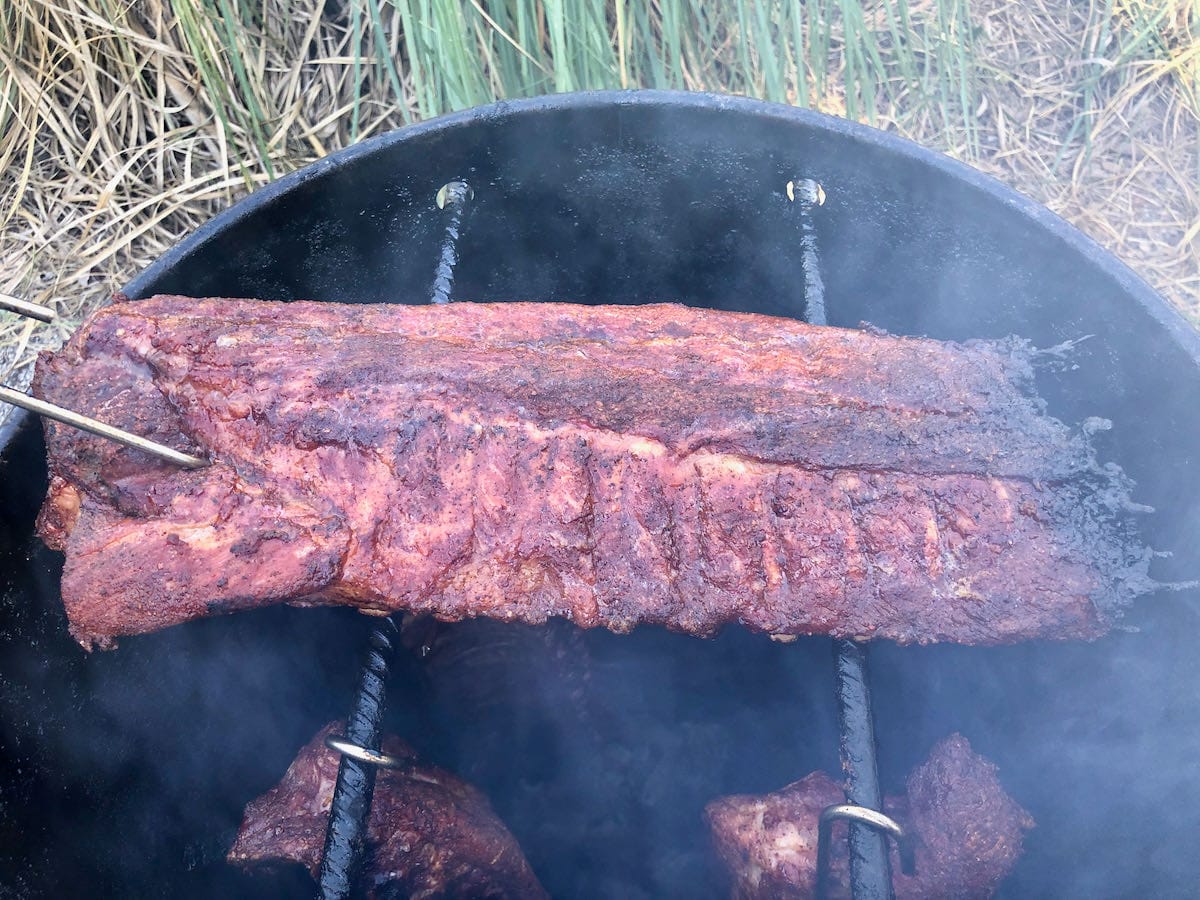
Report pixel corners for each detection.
[2,91,1199,898]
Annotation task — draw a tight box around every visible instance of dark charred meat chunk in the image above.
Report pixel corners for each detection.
[33,296,1148,649]
[227,722,547,899]
[705,734,1034,899]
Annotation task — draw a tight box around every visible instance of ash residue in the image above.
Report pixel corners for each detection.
[968,332,1164,624]
[1008,335,1161,625]
[1048,465,1156,628]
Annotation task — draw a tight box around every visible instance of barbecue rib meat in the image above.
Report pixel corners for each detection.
[32,296,1149,649]
[227,722,548,899]
[705,734,1034,899]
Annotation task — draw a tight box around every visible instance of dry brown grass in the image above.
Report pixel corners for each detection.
[0,0,417,392]
[968,0,1199,312]
[1,0,1197,405]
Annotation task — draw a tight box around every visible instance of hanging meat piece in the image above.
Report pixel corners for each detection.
[33,296,1149,649]
[705,734,1034,899]
[227,721,547,899]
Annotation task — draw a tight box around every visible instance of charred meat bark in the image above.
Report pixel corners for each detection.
[33,296,1148,649]
[705,733,1034,899]
[227,722,547,899]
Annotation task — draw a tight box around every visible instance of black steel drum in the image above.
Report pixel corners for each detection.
[2,91,1198,898]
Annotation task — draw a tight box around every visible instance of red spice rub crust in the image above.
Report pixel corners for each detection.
[33,297,1147,649]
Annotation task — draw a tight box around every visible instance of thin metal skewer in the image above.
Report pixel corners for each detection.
[0,385,208,468]
[0,294,55,323]
[790,175,893,900]
[816,804,915,900]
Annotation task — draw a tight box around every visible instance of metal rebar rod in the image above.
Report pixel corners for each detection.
[318,181,474,900]
[431,180,473,306]
[788,178,826,326]
[0,294,55,322]
[832,639,892,899]
[0,385,209,469]
[317,621,398,900]
[790,176,893,900]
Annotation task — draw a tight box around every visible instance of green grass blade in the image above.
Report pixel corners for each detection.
[213,0,274,175]
[364,0,411,124]
[349,0,362,140]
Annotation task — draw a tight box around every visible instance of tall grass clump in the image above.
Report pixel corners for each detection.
[382,0,981,153]
[1063,0,1200,171]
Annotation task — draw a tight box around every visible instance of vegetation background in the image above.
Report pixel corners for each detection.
[1,0,1197,390]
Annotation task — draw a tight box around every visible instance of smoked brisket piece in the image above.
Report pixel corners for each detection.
[705,734,1034,899]
[227,722,548,899]
[33,296,1148,649]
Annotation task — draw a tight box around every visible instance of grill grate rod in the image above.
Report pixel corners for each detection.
[318,180,473,900]
[789,177,894,900]
[317,621,399,899]
[828,639,893,899]
[431,181,474,307]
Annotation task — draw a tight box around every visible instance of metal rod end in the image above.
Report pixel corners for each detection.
[0,385,209,469]
[436,180,474,209]
[0,294,56,323]
[786,178,826,206]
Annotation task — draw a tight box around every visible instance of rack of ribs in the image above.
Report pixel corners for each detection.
[705,734,1034,898]
[33,296,1149,649]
